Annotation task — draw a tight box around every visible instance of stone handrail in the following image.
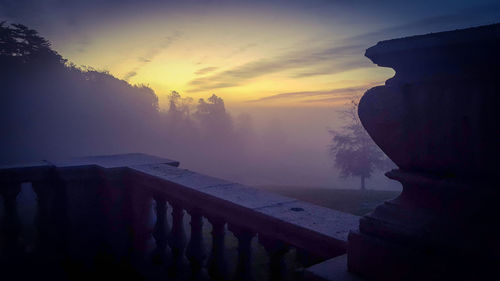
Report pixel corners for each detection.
[0,153,358,280]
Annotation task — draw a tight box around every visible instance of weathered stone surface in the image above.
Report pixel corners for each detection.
[49,153,179,169]
[131,164,298,208]
[256,201,358,242]
[130,163,232,191]
[201,183,296,209]
[0,160,51,170]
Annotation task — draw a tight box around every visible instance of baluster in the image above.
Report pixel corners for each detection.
[95,175,119,259]
[121,182,136,261]
[31,181,53,254]
[50,176,69,258]
[1,182,22,256]
[207,217,227,281]
[152,195,169,264]
[121,183,154,268]
[259,235,290,281]
[81,176,114,269]
[32,179,71,278]
[168,203,188,277]
[134,191,154,262]
[186,209,207,280]
[229,225,255,281]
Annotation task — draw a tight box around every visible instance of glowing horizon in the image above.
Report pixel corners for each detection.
[50,11,392,108]
[4,0,498,109]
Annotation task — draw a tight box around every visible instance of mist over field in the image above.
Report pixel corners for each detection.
[1,82,398,192]
[0,22,403,191]
[1,1,500,281]
[3,1,496,192]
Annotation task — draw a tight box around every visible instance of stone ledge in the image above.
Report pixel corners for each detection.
[256,200,358,242]
[49,153,179,169]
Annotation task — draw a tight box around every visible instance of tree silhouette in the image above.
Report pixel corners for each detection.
[194,94,233,137]
[329,99,389,190]
[0,22,160,163]
[167,91,181,112]
[0,22,65,65]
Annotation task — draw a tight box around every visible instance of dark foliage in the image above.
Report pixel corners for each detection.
[0,22,254,181]
[0,22,160,162]
[0,21,65,65]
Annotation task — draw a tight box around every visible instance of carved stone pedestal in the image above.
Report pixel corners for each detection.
[348,23,500,281]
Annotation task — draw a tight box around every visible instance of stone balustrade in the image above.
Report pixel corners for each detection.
[0,153,358,280]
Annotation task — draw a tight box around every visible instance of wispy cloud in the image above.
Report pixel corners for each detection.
[302,95,358,104]
[138,57,151,63]
[248,84,378,103]
[123,71,137,80]
[123,31,182,81]
[75,33,91,53]
[291,59,372,78]
[187,43,368,92]
[224,43,258,58]
[188,3,500,91]
[344,3,500,46]
[195,66,219,75]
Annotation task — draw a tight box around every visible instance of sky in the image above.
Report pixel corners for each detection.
[1,0,499,190]
[2,0,499,109]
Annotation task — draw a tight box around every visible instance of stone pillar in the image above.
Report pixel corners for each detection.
[259,235,290,281]
[207,217,227,281]
[229,225,255,281]
[348,23,500,281]
[168,203,188,277]
[0,182,22,256]
[152,195,169,264]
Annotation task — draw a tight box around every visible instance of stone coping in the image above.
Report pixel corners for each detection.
[49,153,179,169]
[366,22,500,57]
[0,153,179,170]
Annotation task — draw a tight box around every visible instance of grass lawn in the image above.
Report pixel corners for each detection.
[257,186,400,216]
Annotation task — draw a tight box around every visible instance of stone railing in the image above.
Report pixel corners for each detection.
[0,153,358,281]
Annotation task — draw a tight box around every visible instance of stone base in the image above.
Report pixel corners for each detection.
[349,231,472,281]
[305,254,364,281]
[347,169,500,281]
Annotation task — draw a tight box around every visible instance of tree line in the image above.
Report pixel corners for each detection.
[0,22,273,182]
[1,22,390,189]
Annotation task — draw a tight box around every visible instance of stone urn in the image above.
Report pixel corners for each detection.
[348,23,500,281]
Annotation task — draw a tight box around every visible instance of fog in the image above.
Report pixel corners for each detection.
[1,23,400,191]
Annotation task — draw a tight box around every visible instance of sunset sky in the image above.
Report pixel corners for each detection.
[2,0,499,108]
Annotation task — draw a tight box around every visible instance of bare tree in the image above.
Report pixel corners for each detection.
[329,99,389,190]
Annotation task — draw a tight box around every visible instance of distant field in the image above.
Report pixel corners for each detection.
[257,186,400,216]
